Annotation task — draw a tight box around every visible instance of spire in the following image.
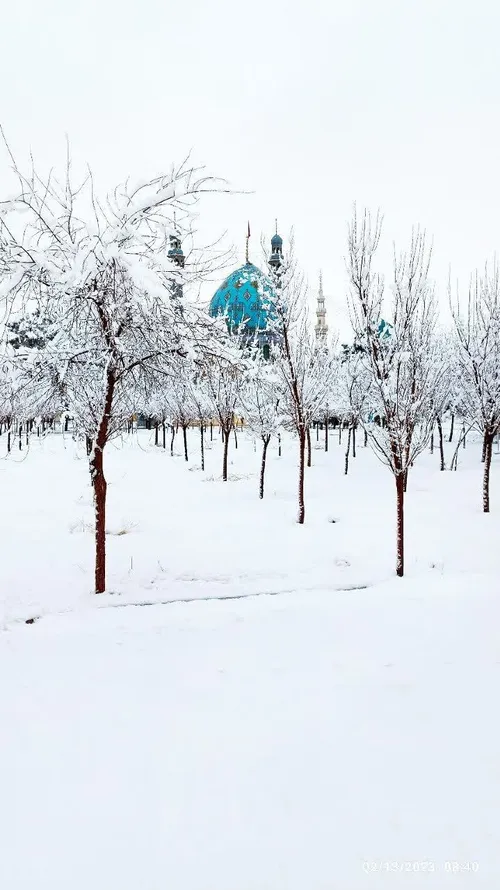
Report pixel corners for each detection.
[315,271,328,342]
[245,221,251,264]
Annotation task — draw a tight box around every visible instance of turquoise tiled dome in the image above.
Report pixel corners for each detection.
[209,262,277,335]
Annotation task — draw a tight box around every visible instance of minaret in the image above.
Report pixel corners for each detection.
[269,219,283,272]
[315,271,328,342]
[167,225,185,270]
[168,218,185,303]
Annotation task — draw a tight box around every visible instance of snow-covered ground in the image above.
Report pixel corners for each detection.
[1,428,499,888]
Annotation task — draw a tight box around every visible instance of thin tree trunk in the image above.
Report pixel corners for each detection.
[448,413,455,442]
[364,428,368,447]
[451,424,469,471]
[483,432,493,513]
[162,421,166,450]
[352,424,356,458]
[259,436,270,499]
[463,426,466,448]
[233,426,238,449]
[316,422,319,441]
[210,422,213,441]
[170,425,175,457]
[85,436,92,456]
[91,445,107,594]
[200,422,205,471]
[338,420,342,445]
[396,472,405,577]
[436,416,445,470]
[306,426,312,467]
[182,424,188,461]
[7,430,11,453]
[154,423,159,447]
[89,368,115,594]
[222,428,230,481]
[298,427,306,523]
[344,426,351,475]
[18,423,22,451]
[430,432,434,454]
[482,431,487,463]
[278,432,282,457]
[325,413,329,452]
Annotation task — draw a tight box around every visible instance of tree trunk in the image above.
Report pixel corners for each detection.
[154,423,159,447]
[463,427,466,448]
[448,413,455,442]
[325,413,329,452]
[162,421,166,450]
[364,428,368,447]
[483,432,493,513]
[182,424,189,461]
[18,424,22,451]
[437,415,445,471]
[233,426,238,449]
[85,435,92,456]
[352,424,356,458]
[344,426,351,475]
[482,431,488,463]
[7,431,11,453]
[430,432,434,454]
[210,422,213,441]
[451,426,468,471]
[89,368,115,594]
[338,420,342,445]
[306,426,312,467]
[316,422,319,441]
[278,432,282,457]
[222,428,230,481]
[298,427,306,523]
[259,436,270,499]
[200,422,205,471]
[91,445,107,594]
[396,472,405,577]
[170,425,175,457]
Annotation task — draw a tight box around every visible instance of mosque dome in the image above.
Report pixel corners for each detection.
[209,261,277,336]
[271,232,283,249]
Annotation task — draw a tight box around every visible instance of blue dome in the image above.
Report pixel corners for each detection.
[209,262,277,334]
[271,233,283,248]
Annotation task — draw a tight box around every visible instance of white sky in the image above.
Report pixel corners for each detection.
[2,0,500,337]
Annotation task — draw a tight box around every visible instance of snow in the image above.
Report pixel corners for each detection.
[1,428,500,888]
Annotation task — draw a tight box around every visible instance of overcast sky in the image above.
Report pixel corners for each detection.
[2,0,499,335]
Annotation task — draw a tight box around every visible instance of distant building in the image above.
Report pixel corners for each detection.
[209,225,283,358]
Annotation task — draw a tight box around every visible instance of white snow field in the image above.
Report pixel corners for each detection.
[1,428,500,889]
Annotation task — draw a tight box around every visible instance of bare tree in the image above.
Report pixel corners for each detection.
[267,251,330,524]
[450,265,500,511]
[205,356,243,481]
[347,208,441,576]
[0,146,229,592]
[240,361,282,498]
